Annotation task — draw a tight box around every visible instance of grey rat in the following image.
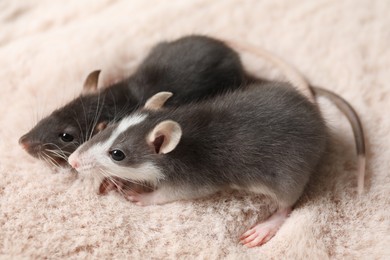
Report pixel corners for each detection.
[19,35,252,166]
[68,83,328,247]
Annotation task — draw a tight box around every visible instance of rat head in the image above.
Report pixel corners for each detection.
[19,70,108,166]
[68,92,180,185]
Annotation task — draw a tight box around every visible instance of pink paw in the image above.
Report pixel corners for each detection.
[125,192,153,206]
[99,178,120,195]
[240,208,291,248]
[240,222,279,247]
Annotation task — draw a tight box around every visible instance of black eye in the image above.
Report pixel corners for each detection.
[110,149,125,161]
[59,133,74,142]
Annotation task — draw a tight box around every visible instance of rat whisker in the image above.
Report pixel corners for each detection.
[112,104,131,123]
[49,144,73,155]
[41,152,56,168]
[100,168,153,190]
[98,170,129,197]
[73,115,85,144]
[41,149,63,169]
[42,143,72,159]
[88,94,106,141]
[89,91,102,137]
[45,149,68,160]
[78,97,90,144]
[105,86,119,123]
[99,169,123,189]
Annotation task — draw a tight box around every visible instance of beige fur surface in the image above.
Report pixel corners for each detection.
[1,0,389,258]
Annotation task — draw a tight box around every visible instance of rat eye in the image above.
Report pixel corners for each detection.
[59,133,74,142]
[109,149,125,161]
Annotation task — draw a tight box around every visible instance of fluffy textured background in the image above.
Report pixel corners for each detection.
[1,0,389,258]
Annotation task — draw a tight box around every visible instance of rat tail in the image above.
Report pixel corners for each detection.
[311,86,366,194]
[226,39,366,194]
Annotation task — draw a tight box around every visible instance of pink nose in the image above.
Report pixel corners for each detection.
[71,161,79,169]
[19,135,30,150]
[69,158,79,169]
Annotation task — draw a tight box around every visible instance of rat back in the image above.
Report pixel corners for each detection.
[130,35,249,105]
[146,82,328,206]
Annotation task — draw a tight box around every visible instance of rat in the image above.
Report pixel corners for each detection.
[69,79,367,246]
[19,35,253,166]
[68,84,328,248]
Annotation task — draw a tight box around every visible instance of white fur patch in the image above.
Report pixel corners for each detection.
[86,113,147,155]
[72,113,164,184]
[108,113,148,146]
[76,142,164,185]
[70,113,147,169]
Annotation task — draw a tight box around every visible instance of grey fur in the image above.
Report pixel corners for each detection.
[90,82,328,207]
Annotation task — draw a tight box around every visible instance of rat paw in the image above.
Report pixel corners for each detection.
[126,192,154,206]
[239,208,291,248]
[240,222,278,247]
[99,178,120,195]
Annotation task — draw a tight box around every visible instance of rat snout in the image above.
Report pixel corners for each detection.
[68,154,80,169]
[19,134,42,154]
[69,159,79,169]
[18,134,30,150]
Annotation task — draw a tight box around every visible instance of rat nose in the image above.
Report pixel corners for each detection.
[19,134,30,150]
[71,161,79,169]
[68,154,80,169]
[69,160,79,169]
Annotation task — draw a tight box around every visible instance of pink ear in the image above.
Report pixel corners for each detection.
[147,120,182,154]
[144,92,173,110]
[82,70,101,95]
[93,121,108,135]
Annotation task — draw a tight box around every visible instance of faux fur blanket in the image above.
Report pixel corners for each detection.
[1,0,389,258]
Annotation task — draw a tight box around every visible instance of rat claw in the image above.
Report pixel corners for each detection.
[126,193,147,206]
[240,224,275,248]
[261,234,273,244]
[240,228,255,240]
[127,196,137,202]
[244,236,265,248]
[240,232,258,244]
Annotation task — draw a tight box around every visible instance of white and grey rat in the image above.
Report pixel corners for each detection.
[19,35,253,166]
[68,84,328,247]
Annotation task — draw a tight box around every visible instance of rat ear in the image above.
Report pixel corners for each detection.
[82,70,101,95]
[147,120,182,154]
[144,92,173,111]
[93,121,108,135]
